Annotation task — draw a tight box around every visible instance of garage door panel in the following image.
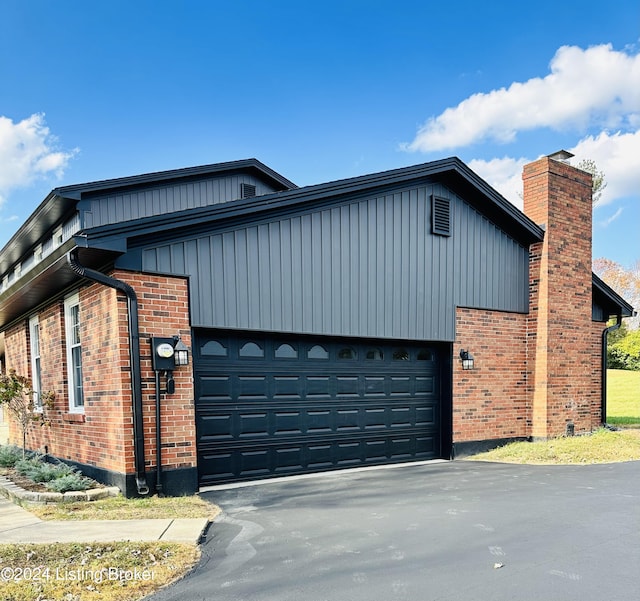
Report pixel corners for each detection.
[198,401,436,440]
[197,428,441,485]
[195,333,445,484]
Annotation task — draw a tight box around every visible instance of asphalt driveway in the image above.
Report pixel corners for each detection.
[150,460,639,601]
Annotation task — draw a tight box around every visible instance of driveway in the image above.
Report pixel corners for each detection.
[150,460,639,601]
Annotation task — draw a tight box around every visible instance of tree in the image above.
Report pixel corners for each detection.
[577,158,607,205]
[0,370,54,457]
[593,258,640,330]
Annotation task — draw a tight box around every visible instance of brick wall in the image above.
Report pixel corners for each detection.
[524,156,596,437]
[121,271,196,475]
[453,308,530,442]
[3,270,196,489]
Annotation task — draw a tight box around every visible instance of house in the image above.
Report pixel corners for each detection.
[0,153,634,496]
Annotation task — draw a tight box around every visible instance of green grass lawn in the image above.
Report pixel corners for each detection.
[607,369,640,425]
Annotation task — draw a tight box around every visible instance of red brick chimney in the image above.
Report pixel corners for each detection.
[523,152,595,439]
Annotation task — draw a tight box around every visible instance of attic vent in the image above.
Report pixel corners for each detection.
[432,195,451,236]
[240,183,257,199]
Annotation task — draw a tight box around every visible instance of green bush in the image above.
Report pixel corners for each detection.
[45,473,93,493]
[608,329,640,371]
[0,445,23,468]
[14,457,43,479]
[14,456,82,484]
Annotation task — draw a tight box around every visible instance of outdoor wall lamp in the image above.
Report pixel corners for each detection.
[459,349,475,370]
[173,336,190,367]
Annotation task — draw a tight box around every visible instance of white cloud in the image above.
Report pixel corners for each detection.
[468,156,529,208]
[599,207,624,227]
[0,113,77,207]
[404,44,640,152]
[468,129,640,209]
[570,130,640,206]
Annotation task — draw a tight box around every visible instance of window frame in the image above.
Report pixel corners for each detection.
[29,315,42,412]
[64,293,84,413]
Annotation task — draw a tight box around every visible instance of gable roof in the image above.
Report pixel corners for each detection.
[592,273,635,318]
[78,157,546,252]
[0,157,634,329]
[0,158,296,274]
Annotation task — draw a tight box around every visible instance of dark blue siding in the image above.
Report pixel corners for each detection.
[83,174,279,228]
[141,184,529,342]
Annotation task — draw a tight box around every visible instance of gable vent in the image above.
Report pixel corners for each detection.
[431,195,451,236]
[240,183,257,199]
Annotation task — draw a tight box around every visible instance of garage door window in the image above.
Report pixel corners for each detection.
[202,340,227,356]
[275,343,298,359]
[393,348,410,360]
[366,348,383,360]
[307,344,329,359]
[338,347,356,360]
[239,342,264,358]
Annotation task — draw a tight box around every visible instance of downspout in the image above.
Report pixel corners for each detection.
[67,250,150,495]
[601,314,622,426]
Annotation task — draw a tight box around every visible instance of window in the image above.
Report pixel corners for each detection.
[307,345,329,359]
[29,316,42,411]
[365,348,383,360]
[417,349,433,361]
[338,347,356,360]
[64,294,84,412]
[239,342,264,358]
[392,348,410,361]
[275,343,298,359]
[201,340,228,357]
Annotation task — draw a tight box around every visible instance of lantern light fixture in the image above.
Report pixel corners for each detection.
[459,349,475,370]
[173,336,190,367]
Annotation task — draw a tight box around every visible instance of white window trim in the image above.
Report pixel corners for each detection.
[64,293,84,413]
[29,315,42,412]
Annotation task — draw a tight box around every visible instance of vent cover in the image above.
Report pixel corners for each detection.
[431,195,451,236]
[240,183,257,199]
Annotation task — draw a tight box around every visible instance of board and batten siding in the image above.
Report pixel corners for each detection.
[141,184,529,342]
[82,174,276,229]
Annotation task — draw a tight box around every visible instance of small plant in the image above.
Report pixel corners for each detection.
[45,473,93,493]
[14,456,45,480]
[0,370,55,457]
[0,444,23,468]
[15,457,75,483]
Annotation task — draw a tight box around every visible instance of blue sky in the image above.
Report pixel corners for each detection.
[1,0,639,267]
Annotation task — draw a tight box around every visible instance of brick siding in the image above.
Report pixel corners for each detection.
[524,157,597,438]
[453,308,530,441]
[3,271,196,480]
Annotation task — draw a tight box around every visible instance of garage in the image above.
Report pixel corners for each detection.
[195,330,449,485]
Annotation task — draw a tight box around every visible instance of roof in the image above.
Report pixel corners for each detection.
[592,273,635,318]
[78,157,546,251]
[0,158,296,273]
[0,157,634,329]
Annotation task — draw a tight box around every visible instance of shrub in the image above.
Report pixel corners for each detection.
[45,473,93,493]
[609,330,640,371]
[0,445,23,468]
[15,456,78,483]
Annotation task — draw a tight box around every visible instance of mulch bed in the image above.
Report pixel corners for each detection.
[0,468,50,492]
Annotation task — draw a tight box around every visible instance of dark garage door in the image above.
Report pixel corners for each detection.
[194,331,447,485]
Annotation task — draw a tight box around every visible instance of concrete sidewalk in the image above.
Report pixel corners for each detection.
[0,496,209,545]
